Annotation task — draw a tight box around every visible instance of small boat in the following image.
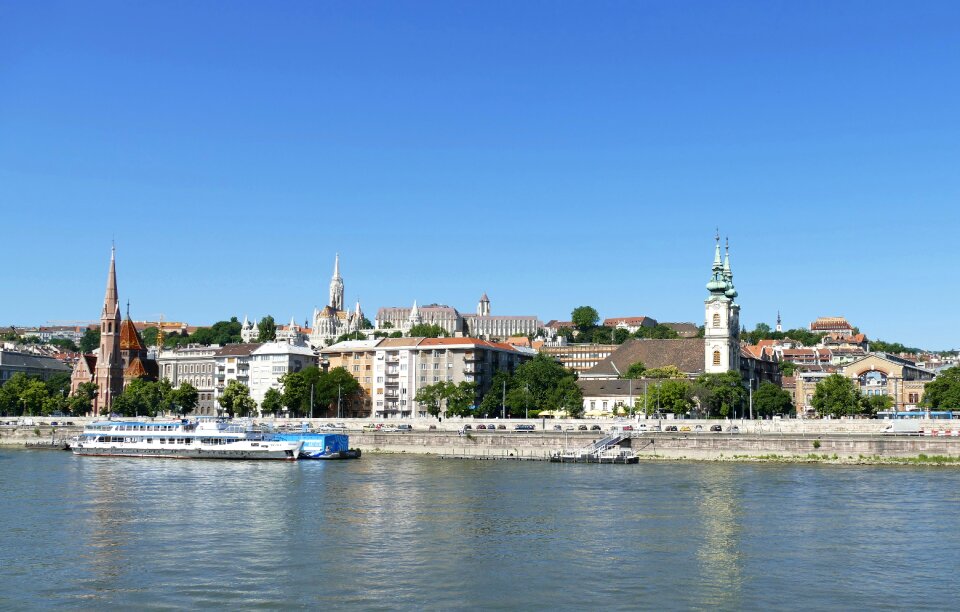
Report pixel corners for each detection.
[72,417,302,460]
[272,426,361,460]
[549,448,639,464]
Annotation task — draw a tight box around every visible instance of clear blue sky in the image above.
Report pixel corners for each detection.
[2,1,958,349]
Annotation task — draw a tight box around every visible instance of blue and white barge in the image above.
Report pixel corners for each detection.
[72,417,302,460]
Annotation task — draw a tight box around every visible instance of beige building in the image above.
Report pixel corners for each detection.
[322,337,531,419]
[157,344,220,415]
[538,343,619,373]
[319,339,379,418]
[793,353,936,416]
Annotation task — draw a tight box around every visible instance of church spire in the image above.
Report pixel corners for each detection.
[103,245,119,317]
[705,232,728,296]
[329,253,344,311]
[723,237,738,300]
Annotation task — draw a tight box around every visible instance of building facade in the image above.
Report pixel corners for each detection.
[157,344,220,415]
[793,353,936,416]
[213,343,262,413]
[0,349,72,384]
[322,337,531,419]
[248,341,318,412]
[538,343,619,373]
[704,237,740,374]
[319,339,379,418]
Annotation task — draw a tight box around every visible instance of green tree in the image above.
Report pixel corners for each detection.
[44,373,72,400]
[414,382,446,417]
[922,366,960,410]
[634,324,680,340]
[445,381,478,417]
[261,387,283,415]
[779,361,798,377]
[408,323,449,338]
[389,331,403,338]
[335,331,367,343]
[478,370,511,417]
[646,379,693,415]
[315,367,362,418]
[79,328,100,353]
[279,366,323,417]
[359,316,374,330]
[752,382,794,417]
[20,379,50,416]
[571,306,599,330]
[695,371,747,418]
[811,374,859,418]
[49,338,79,352]
[219,380,256,417]
[170,382,199,416]
[68,382,98,415]
[645,365,686,379]
[622,361,646,379]
[860,394,893,417]
[257,315,277,342]
[139,326,158,347]
[113,379,165,417]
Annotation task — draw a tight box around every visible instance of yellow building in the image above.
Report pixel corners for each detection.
[794,353,935,416]
[319,339,378,417]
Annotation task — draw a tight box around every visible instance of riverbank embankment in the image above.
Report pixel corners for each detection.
[7,420,960,464]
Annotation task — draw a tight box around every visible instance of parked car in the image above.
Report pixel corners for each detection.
[552,425,563,431]
[463,424,472,430]
[622,425,634,431]
[578,425,588,431]
[487,425,497,430]
[679,426,691,432]
[497,425,507,430]
[590,425,601,431]
[476,424,486,430]
[428,425,437,430]
[694,425,703,432]
[565,425,575,431]
[730,425,740,434]
[515,424,535,431]
[710,424,722,432]
[665,425,678,432]
[397,424,413,432]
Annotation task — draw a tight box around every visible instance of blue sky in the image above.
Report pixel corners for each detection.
[1,1,958,349]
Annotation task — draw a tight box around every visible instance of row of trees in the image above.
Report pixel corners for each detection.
[111,379,199,417]
[0,372,79,416]
[559,306,687,345]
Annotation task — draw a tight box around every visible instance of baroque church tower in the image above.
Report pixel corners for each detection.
[704,235,741,374]
[329,253,344,311]
[95,246,124,411]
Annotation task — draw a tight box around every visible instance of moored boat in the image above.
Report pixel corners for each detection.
[72,417,302,460]
[272,427,361,460]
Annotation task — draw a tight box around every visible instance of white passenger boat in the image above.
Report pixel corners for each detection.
[72,417,302,460]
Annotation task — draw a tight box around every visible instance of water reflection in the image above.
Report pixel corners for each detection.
[692,466,744,608]
[3,452,960,610]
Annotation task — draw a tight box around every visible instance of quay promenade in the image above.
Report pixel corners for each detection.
[5,416,960,462]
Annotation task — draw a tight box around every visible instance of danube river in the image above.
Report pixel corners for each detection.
[2,451,959,610]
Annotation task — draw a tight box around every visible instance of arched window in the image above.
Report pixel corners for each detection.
[713,351,721,366]
[712,313,720,327]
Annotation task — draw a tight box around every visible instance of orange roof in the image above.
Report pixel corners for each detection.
[124,356,148,378]
[119,318,145,351]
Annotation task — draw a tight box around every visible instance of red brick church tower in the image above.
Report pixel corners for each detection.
[95,246,124,412]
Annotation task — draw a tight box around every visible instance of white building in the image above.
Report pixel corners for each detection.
[213,343,262,413]
[157,344,220,415]
[248,341,318,412]
[704,236,740,374]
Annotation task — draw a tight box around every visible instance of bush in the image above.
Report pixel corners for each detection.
[812,439,821,449]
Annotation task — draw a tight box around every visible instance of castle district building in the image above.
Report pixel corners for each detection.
[375,294,542,340]
[157,344,220,415]
[213,343,262,413]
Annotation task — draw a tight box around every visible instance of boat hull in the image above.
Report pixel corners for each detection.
[72,443,300,461]
[300,449,362,460]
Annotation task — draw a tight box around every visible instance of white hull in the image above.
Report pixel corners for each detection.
[72,440,301,460]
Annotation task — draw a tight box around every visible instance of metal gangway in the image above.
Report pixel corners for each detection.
[574,432,628,457]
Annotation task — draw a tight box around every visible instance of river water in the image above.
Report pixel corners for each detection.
[1,450,958,610]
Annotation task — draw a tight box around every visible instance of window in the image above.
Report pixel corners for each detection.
[353,365,360,372]
[712,313,720,327]
[713,351,721,366]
